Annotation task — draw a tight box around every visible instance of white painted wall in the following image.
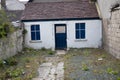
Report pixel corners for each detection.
[96,0,120,18]
[23,20,102,50]
[19,0,29,4]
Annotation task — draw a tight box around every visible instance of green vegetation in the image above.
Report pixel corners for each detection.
[5,57,18,66]
[81,63,89,71]
[0,48,54,80]
[22,29,27,35]
[106,68,118,75]
[64,48,120,80]
[0,60,4,68]
[48,50,55,55]
[41,47,47,51]
[0,10,14,39]
[117,77,120,80]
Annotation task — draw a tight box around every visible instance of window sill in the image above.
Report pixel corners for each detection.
[75,39,87,42]
[29,40,42,43]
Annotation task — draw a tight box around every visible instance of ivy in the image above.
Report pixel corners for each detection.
[0,10,15,39]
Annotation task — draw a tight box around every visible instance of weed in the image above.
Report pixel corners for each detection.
[0,10,15,39]
[63,67,66,70]
[22,29,27,35]
[101,54,106,58]
[13,77,21,80]
[83,49,90,56]
[5,68,23,78]
[41,47,46,51]
[81,63,89,71]
[0,60,4,68]
[64,54,73,60]
[25,71,35,79]
[23,47,33,52]
[48,51,54,55]
[5,57,18,66]
[24,58,30,63]
[106,68,118,75]
[117,77,120,80]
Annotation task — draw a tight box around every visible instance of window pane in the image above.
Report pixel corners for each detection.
[76,30,80,39]
[80,23,85,29]
[31,32,35,40]
[31,25,35,31]
[36,32,40,40]
[56,26,65,33]
[36,25,40,30]
[76,23,80,29]
[31,24,41,40]
[81,30,85,39]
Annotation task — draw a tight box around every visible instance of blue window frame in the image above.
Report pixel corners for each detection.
[31,25,40,40]
[75,23,85,39]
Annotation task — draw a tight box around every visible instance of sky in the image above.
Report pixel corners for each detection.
[19,0,29,1]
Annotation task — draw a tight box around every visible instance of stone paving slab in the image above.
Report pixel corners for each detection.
[56,50,66,55]
[38,67,51,79]
[40,63,52,67]
[33,51,65,80]
[33,57,64,80]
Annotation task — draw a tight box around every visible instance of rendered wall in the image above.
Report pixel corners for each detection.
[96,0,119,18]
[0,30,23,59]
[24,20,102,50]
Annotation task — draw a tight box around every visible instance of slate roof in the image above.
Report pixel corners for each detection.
[21,0,99,21]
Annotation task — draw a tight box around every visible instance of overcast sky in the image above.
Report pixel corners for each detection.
[19,0,29,1]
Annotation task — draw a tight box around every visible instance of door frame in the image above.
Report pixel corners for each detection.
[54,24,67,50]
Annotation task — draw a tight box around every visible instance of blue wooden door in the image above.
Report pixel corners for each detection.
[55,24,67,49]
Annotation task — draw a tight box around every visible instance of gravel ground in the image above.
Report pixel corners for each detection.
[64,48,120,80]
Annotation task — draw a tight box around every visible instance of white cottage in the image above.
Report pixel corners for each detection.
[21,0,102,50]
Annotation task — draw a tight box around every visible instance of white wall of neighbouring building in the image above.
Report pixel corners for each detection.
[6,0,25,10]
[23,20,102,50]
[96,0,120,19]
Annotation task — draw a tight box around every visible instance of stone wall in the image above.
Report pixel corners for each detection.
[0,29,23,59]
[96,0,120,59]
[107,9,120,59]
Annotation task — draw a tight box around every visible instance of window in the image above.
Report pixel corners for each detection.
[75,23,85,39]
[31,25,40,40]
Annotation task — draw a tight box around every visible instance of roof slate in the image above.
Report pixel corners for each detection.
[21,0,99,20]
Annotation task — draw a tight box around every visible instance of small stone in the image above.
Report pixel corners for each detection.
[98,58,103,61]
[25,65,31,68]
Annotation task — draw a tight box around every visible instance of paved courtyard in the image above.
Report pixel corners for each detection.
[33,49,120,80]
[33,51,65,80]
[64,49,120,80]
